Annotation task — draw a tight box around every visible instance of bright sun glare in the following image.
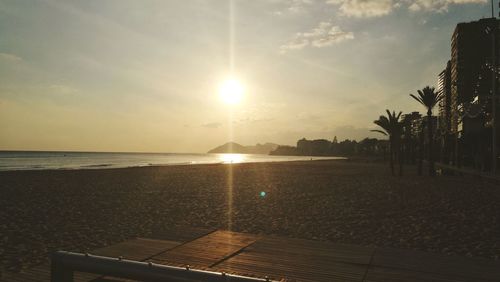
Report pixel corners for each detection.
[219,78,244,105]
[219,153,245,164]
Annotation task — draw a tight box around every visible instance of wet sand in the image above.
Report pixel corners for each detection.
[1,160,500,273]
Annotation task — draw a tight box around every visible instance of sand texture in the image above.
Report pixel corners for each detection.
[0,160,499,273]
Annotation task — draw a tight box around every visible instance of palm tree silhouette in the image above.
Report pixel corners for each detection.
[372,110,403,176]
[410,86,443,177]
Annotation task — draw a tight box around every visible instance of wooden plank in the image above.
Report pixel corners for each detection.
[371,247,500,281]
[86,229,195,281]
[150,230,259,269]
[1,238,181,282]
[213,237,373,282]
[216,252,367,282]
[363,266,493,282]
[91,238,181,282]
[4,230,500,282]
[89,238,181,282]
[91,238,180,261]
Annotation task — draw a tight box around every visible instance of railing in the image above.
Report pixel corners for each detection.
[51,251,275,282]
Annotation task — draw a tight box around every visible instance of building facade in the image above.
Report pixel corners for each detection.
[401,112,422,164]
[437,61,453,163]
[450,17,500,168]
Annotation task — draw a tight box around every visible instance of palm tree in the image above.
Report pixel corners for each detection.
[410,86,443,176]
[372,110,403,176]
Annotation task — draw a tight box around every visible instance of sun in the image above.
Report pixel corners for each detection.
[218,78,244,105]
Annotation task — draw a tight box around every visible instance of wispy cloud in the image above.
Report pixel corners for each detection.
[234,117,275,125]
[325,0,486,17]
[0,52,22,62]
[201,122,222,129]
[273,0,314,15]
[326,0,394,18]
[407,0,487,13]
[280,21,354,53]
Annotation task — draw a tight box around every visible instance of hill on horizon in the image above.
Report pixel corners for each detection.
[207,142,279,154]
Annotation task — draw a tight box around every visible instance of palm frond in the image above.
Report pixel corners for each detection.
[373,110,403,139]
[371,129,388,136]
[410,86,442,114]
[410,93,423,105]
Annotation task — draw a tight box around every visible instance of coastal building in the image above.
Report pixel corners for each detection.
[402,112,422,138]
[450,17,500,167]
[438,61,452,135]
[437,61,453,163]
[401,112,422,164]
[451,18,499,133]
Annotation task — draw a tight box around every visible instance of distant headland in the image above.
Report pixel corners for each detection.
[208,137,388,157]
[207,142,279,154]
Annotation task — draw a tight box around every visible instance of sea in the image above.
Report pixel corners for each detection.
[0,151,343,171]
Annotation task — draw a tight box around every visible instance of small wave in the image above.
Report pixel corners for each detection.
[134,163,153,167]
[28,165,43,168]
[80,164,113,168]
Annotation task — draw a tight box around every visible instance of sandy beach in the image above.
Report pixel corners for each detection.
[1,160,500,273]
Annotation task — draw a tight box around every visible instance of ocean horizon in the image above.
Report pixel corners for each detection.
[0,150,343,171]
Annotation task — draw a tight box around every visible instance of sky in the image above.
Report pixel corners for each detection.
[0,0,493,153]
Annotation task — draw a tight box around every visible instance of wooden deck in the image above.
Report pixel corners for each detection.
[2,228,500,281]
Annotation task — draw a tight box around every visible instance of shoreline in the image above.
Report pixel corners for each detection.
[0,156,346,172]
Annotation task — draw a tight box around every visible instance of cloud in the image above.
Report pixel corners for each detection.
[0,52,22,62]
[325,0,486,17]
[234,117,275,125]
[280,21,354,52]
[326,0,394,17]
[201,122,222,129]
[275,0,484,18]
[406,0,487,13]
[273,0,314,15]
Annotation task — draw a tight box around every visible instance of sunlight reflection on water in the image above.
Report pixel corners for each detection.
[218,153,245,164]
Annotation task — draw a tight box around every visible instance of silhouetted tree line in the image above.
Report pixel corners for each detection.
[372,86,443,176]
[272,86,444,177]
[270,137,389,157]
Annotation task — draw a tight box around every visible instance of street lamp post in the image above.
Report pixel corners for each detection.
[491,7,498,173]
[493,30,497,174]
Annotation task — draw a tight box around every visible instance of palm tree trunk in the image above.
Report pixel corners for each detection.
[389,139,395,176]
[428,111,435,176]
[418,128,423,176]
[398,142,403,176]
